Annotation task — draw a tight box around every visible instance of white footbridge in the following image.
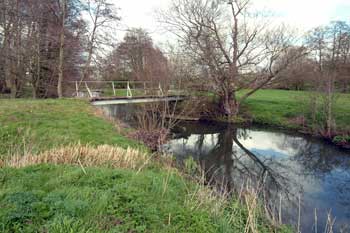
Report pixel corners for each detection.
[69,80,187,106]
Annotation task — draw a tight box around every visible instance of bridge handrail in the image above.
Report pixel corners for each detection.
[69,80,186,99]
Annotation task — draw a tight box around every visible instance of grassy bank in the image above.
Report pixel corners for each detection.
[240,89,350,130]
[0,162,292,233]
[0,99,142,157]
[237,90,350,146]
[0,164,217,232]
[0,99,290,232]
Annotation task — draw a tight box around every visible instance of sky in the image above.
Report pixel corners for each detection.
[114,0,350,44]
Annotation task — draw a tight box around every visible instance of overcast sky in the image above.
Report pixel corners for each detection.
[114,0,350,44]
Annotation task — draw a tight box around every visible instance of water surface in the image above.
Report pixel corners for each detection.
[98,103,350,232]
[164,121,350,232]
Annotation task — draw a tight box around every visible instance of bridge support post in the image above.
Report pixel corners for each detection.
[127,82,133,98]
[112,82,116,96]
[158,83,164,97]
[85,82,93,98]
[75,81,79,97]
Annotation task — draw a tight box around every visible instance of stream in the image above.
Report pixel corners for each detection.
[164,121,350,232]
[99,104,350,232]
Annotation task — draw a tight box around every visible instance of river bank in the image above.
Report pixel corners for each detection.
[0,99,291,232]
[240,89,350,148]
[181,89,350,149]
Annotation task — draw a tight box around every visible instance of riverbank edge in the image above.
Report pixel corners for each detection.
[172,110,350,150]
[180,91,350,150]
[195,115,350,150]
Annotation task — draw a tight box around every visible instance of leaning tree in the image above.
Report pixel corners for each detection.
[159,0,305,116]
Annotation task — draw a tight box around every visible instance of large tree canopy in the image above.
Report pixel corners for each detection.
[159,0,304,115]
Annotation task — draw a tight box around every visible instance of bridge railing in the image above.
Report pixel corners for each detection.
[66,80,187,99]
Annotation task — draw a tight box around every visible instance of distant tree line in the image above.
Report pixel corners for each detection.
[0,0,119,98]
[1,0,349,105]
[276,21,350,92]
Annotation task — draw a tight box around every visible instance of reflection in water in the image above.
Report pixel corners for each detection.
[164,121,350,233]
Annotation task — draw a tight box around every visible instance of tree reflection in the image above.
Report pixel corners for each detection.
[173,124,300,206]
[169,122,350,231]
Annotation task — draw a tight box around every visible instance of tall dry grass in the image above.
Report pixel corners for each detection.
[2,144,173,172]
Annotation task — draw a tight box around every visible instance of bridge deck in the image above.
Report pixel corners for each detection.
[90,95,187,106]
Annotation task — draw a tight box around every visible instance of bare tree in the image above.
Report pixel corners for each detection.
[81,0,120,83]
[272,47,316,91]
[0,0,85,98]
[305,21,350,137]
[0,0,21,98]
[159,0,304,116]
[103,28,170,84]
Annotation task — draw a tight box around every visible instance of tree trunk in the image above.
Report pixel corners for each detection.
[326,75,334,138]
[4,45,12,96]
[80,3,100,86]
[81,42,93,85]
[57,0,66,98]
[219,89,239,116]
[10,79,17,98]
[32,37,40,99]
[81,26,97,84]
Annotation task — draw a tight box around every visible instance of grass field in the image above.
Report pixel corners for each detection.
[240,89,350,132]
[0,99,142,157]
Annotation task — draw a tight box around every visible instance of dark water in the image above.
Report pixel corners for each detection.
[98,104,350,232]
[163,121,350,233]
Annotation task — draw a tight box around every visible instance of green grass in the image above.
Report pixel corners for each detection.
[0,164,291,233]
[0,164,215,232]
[103,88,139,97]
[239,89,350,131]
[0,99,142,156]
[103,88,154,97]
